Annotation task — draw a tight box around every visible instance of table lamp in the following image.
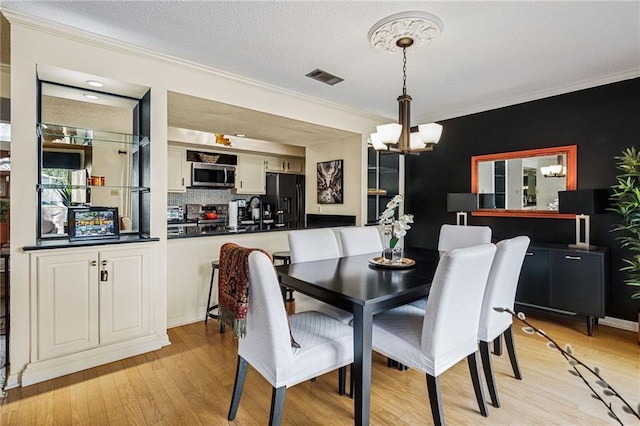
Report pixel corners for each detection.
[558,189,609,250]
[447,193,478,226]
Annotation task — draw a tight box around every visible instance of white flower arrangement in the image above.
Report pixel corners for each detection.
[378,194,414,248]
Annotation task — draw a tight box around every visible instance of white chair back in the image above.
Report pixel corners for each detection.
[437,224,492,256]
[238,251,293,387]
[340,227,383,256]
[478,236,530,342]
[288,228,341,263]
[421,243,496,376]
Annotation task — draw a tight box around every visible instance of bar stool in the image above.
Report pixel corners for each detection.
[272,251,295,315]
[272,251,291,266]
[205,260,225,333]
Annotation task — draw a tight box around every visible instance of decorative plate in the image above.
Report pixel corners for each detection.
[368,257,416,269]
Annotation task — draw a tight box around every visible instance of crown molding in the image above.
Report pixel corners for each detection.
[1,8,386,124]
[4,8,636,128]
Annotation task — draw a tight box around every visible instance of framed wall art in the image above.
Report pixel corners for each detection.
[68,206,119,241]
[317,159,343,204]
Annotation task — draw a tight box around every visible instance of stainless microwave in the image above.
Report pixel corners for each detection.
[191,162,236,188]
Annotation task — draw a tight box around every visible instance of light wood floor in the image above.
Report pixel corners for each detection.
[0,313,638,425]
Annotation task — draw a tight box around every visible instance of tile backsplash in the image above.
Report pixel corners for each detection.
[168,188,252,207]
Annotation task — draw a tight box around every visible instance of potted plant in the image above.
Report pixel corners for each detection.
[0,198,8,245]
[609,147,640,342]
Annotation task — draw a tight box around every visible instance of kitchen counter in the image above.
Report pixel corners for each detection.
[166,222,355,328]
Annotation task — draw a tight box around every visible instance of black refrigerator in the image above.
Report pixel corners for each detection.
[263,173,305,229]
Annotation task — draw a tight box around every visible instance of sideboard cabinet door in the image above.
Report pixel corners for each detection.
[516,248,550,307]
[549,250,606,317]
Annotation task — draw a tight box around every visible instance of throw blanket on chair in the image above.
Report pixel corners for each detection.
[218,243,300,348]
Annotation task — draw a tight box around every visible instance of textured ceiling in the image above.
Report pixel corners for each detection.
[2,1,639,145]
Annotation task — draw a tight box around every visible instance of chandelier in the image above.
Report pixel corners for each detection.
[367,11,444,155]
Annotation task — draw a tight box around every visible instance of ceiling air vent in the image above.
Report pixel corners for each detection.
[305,69,344,86]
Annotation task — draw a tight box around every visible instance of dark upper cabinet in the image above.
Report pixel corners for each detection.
[367,147,400,224]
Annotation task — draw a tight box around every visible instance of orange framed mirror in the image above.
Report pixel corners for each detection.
[471,145,577,218]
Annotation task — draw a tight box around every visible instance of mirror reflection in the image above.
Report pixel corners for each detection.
[471,145,577,218]
[477,154,567,210]
[39,83,139,237]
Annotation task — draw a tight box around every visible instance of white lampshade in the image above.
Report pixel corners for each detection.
[418,123,443,144]
[376,123,402,144]
[549,164,563,174]
[369,133,387,150]
[410,132,426,149]
[540,166,550,175]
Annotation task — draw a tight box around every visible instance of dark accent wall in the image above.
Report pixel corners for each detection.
[405,77,640,321]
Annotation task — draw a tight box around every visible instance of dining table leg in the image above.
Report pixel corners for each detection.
[352,304,373,425]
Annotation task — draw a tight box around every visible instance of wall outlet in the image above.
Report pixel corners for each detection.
[317,205,321,212]
[110,189,119,196]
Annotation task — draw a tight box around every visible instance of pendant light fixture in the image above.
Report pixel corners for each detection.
[368,11,444,155]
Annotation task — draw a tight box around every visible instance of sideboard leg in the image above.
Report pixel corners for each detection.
[586,316,596,336]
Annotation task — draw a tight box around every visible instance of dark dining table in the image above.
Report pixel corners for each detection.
[275,247,439,425]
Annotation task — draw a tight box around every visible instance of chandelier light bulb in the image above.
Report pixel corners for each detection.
[369,133,387,150]
[376,123,402,144]
[418,123,443,144]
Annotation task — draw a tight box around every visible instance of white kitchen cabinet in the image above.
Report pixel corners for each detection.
[265,156,304,174]
[32,246,151,362]
[36,251,99,360]
[167,146,187,192]
[265,157,286,173]
[236,155,266,194]
[99,247,150,345]
[284,158,304,174]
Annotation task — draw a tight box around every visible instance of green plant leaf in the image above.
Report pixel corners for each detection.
[611,147,640,301]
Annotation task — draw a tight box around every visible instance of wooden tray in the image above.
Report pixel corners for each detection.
[368,257,416,269]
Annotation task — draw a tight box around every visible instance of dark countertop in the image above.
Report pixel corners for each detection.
[23,234,160,251]
[167,223,295,239]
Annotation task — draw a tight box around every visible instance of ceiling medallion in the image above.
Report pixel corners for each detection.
[368,11,444,53]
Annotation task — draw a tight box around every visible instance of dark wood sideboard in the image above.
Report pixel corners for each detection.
[515,242,609,336]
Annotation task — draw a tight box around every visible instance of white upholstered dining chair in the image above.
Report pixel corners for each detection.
[437,224,492,256]
[288,228,341,263]
[340,226,383,257]
[408,224,493,311]
[227,251,354,425]
[478,235,530,408]
[372,243,497,425]
[287,229,352,323]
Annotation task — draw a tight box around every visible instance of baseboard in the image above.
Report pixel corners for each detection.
[168,312,207,329]
[20,334,166,387]
[599,316,639,332]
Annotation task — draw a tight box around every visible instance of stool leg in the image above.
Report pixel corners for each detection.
[205,267,215,324]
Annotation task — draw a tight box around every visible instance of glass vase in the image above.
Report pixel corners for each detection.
[381,229,403,263]
[382,245,403,263]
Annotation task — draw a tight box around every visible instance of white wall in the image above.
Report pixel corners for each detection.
[5,10,383,387]
[478,161,494,194]
[306,134,364,224]
[506,158,522,209]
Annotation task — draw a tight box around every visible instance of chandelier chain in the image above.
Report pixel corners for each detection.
[402,46,407,96]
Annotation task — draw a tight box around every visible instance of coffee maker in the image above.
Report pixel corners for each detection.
[235,199,252,225]
[262,203,274,220]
